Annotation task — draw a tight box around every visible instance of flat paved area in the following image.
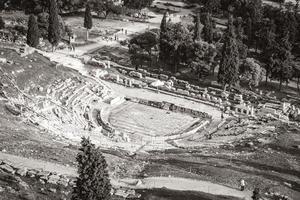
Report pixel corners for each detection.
[109,101,197,137]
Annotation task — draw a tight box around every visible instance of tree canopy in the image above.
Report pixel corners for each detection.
[72,137,111,200]
[123,0,154,10]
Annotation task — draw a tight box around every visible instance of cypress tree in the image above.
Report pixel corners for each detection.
[194,12,203,41]
[48,0,60,51]
[271,33,293,90]
[27,14,40,48]
[72,137,111,200]
[218,15,240,90]
[159,12,168,67]
[160,12,168,36]
[84,3,93,40]
[203,12,213,43]
[245,16,253,46]
[0,16,5,29]
[235,17,248,59]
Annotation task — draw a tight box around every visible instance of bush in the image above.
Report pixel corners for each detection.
[14,25,27,35]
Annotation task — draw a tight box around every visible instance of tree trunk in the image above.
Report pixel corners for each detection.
[279,80,282,91]
[174,63,177,73]
[297,77,300,92]
[149,49,152,68]
[105,11,109,19]
[265,72,268,85]
[86,29,89,41]
[210,65,216,76]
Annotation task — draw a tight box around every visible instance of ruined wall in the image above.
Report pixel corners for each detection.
[129,98,211,119]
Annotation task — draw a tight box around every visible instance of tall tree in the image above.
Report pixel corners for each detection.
[239,58,264,90]
[245,16,252,46]
[218,15,240,90]
[202,12,214,43]
[259,19,277,84]
[204,0,221,14]
[282,9,298,44]
[22,0,49,14]
[84,3,93,40]
[194,12,203,41]
[270,33,294,90]
[72,137,111,200]
[129,31,159,68]
[191,41,218,79]
[235,17,248,59]
[27,14,40,48]
[48,0,60,51]
[159,22,193,72]
[159,12,168,67]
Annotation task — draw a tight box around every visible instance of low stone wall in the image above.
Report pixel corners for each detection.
[96,109,115,134]
[129,98,211,119]
[0,160,73,187]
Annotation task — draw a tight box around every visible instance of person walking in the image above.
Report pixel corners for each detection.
[240,179,246,191]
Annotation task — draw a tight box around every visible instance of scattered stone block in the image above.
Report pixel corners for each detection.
[47,174,60,184]
[49,188,57,193]
[26,169,38,178]
[57,177,69,187]
[15,167,28,176]
[0,164,15,174]
[18,191,36,200]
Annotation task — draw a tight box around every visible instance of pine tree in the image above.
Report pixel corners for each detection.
[159,12,168,67]
[48,0,60,51]
[27,14,40,48]
[84,3,93,41]
[72,137,111,200]
[194,12,203,41]
[218,15,240,90]
[0,16,5,29]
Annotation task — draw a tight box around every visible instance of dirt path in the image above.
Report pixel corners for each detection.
[113,177,252,200]
[0,152,77,176]
[0,152,252,199]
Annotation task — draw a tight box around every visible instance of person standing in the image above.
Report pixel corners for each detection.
[240,179,246,191]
